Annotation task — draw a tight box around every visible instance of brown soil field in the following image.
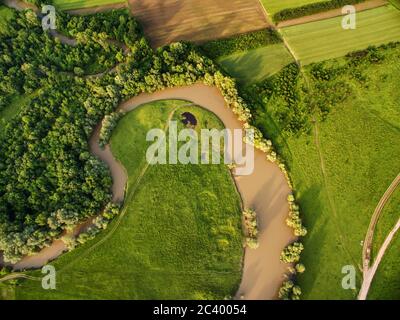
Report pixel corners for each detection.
[128,0,270,48]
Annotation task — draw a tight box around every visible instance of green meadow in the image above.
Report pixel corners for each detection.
[218,44,294,85]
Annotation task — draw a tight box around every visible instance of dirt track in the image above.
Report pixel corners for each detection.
[128,0,270,48]
[277,0,388,28]
[358,173,400,300]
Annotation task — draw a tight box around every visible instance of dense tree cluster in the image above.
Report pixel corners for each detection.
[0,9,121,112]
[242,209,259,249]
[0,8,130,262]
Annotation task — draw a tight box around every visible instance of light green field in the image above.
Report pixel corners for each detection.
[11,100,243,300]
[218,44,294,85]
[0,5,14,34]
[260,0,325,16]
[251,46,400,299]
[53,0,126,10]
[282,5,400,65]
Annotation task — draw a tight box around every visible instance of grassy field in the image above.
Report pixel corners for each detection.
[11,100,243,300]
[282,5,400,65]
[0,5,14,34]
[250,46,400,299]
[260,0,325,16]
[53,0,126,10]
[218,44,294,85]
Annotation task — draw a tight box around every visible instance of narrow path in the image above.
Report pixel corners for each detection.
[362,173,400,272]
[358,218,400,300]
[358,173,400,300]
[277,0,388,28]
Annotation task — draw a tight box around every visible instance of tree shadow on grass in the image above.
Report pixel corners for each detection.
[296,183,329,297]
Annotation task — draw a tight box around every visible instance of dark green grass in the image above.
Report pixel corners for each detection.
[251,47,400,299]
[13,100,243,300]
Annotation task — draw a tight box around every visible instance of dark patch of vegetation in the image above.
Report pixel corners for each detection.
[199,28,281,59]
[274,0,364,22]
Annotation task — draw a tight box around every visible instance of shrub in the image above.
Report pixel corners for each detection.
[295,263,306,274]
[286,195,307,237]
[278,280,302,300]
[243,209,259,249]
[280,242,304,263]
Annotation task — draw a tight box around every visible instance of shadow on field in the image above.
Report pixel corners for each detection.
[296,184,328,294]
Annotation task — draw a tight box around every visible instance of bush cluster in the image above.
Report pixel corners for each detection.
[286,195,307,237]
[242,209,259,249]
[278,280,302,300]
[280,242,304,263]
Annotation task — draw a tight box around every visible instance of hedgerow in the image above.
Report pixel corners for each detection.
[273,0,365,22]
[199,28,281,59]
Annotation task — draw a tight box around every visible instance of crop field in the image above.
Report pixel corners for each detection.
[218,44,294,85]
[249,44,400,299]
[53,0,126,11]
[12,100,243,300]
[260,0,326,16]
[281,5,400,65]
[128,0,269,48]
